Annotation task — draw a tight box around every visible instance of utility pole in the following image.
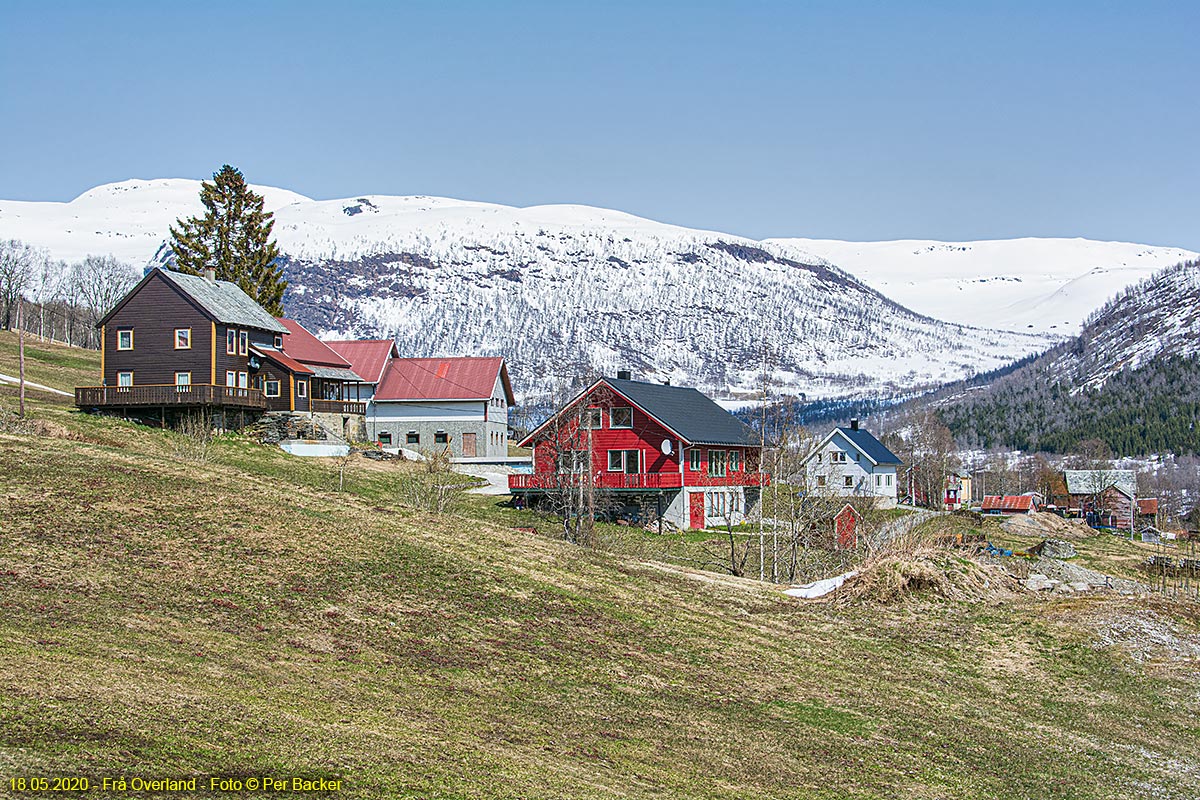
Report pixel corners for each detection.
[18,296,26,418]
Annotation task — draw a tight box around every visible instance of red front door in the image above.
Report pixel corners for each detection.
[689,493,705,530]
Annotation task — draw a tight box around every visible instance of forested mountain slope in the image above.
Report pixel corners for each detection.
[935,259,1200,455]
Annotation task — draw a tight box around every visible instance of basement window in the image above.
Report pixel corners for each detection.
[435,431,448,444]
[378,432,392,446]
[406,431,420,445]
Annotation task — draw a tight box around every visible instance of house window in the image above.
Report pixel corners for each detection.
[175,372,191,391]
[238,372,248,389]
[831,451,847,464]
[296,380,307,398]
[689,449,702,472]
[844,476,854,488]
[406,431,420,445]
[174,328,191,350]
[706,491,732,518]
[116,329,134,350]
[253,375,263,391]
[378,432,392,446]
[729,450,741,472]
[227,329,237,355]
[264,380,280,397]
[117,371,133,388]
[582,408,602,429]
[435,431,448,444]
[274,335,283,349]
[610,407,633,429]
[886,474,893,487]
[226,371,237,387]
[238,330,248,356]
[875,475,882,487]
[854,451,860,462]
[817,475,827,487]
[708,450,727,478]
[607,449,640,473]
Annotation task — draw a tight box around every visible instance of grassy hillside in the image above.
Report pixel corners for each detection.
[2,333,1200,799]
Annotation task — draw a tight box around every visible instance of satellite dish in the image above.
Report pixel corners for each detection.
[661,439,673,455]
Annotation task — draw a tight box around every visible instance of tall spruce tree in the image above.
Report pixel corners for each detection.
[169,165,287,315]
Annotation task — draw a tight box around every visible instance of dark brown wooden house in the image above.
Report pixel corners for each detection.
[76,267,290,424]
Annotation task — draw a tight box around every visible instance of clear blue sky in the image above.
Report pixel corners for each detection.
[3,0,1198,248]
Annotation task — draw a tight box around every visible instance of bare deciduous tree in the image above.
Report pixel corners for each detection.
[0,239,36,330]
[70,255,139,348]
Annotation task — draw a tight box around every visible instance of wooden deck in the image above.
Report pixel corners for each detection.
[311,399,367,415]
[509,471,768,492]
[75,384,268,410]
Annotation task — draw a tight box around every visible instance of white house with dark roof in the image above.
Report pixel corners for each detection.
[800,420,902,508]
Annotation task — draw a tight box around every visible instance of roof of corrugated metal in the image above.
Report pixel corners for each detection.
[276,318,356,370]
[1064,469,1137,497]
[1138,498,1159,515]
[376,357,514,404]
[982,495,1036,511]
[325,340,398,385]
[250,345,314,375]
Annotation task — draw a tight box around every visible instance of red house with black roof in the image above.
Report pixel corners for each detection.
[510,373,768,530]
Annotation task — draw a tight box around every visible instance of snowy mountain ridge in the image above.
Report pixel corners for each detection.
[2,178,1189,401]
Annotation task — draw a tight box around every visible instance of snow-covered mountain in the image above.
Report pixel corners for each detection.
[5,178,1184,401]
[766,237,1197,334]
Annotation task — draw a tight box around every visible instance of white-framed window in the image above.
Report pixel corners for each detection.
[689,449,702,472]
[226,370,237,387]
[610,407,633,429]
[273,335,283,349]
[174,328,191,350]
[264,380,280,397]
[296,380,307,398]
[238,372,248,389]
[227,329,237,355]
[816,475,827,487]
[238,330,248,356]
[174,372,191,391]
[831,451,847,464]
[706,491,732,518]
[708,449,727,478]
[875,474,882,487]
[607,449,640,473]
[582,408,602,429]
[556,449,587,473]
[729,450,741,472]
[886,474,893,487]
[117,371,133,388]
[116,329,134,350]
[844,476,854,488]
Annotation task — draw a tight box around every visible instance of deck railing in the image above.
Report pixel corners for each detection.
[311,399,367,415]
[75,384,268,410]
[508,471,770,491]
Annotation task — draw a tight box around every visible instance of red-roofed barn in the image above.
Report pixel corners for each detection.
[367,357,515,458]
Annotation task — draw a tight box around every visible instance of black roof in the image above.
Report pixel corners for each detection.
[836,427,902,465]
[605,377,760,446]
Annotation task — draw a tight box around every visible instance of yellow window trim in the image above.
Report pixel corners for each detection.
[289,375,295,411]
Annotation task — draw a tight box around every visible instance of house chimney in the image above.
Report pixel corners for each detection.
[204,267,216,282]
[617,370,632,381]
[850,418,859,431]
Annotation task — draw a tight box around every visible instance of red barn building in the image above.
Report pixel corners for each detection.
[509,374,768,530]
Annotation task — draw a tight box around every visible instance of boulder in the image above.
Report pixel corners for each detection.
[1024,573,1058,592]
[1039,539,1077,559]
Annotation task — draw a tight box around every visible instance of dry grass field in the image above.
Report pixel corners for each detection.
[2,332,1199,799]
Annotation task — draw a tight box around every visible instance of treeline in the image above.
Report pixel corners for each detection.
[0,240,139,348]
[939,355,1200,456]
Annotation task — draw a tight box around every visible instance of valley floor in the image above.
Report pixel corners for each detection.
[2,333,1199,799]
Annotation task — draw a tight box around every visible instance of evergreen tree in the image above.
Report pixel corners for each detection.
[169,165,286,315]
